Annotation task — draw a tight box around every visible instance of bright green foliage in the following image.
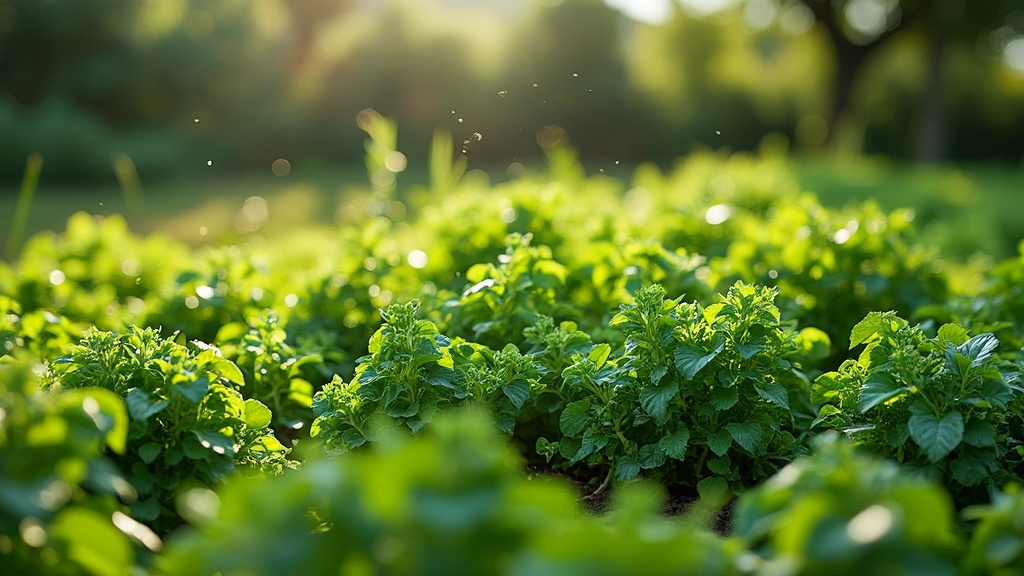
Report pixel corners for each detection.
[454,342,545,435]
[0,356,157,575]
[215,312,323,434]
[962,483,1024,575]
[548,282,814,493]
[160,408,738,576]
[441,233,574,350]
[311,301,467,452]
[44,326,292,534]
[812,312,1021,504]
[734,433,962,575]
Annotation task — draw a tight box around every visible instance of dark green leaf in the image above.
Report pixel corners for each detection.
[959,333,998,367]
[707,429,733,456]
[658,428,690,460]
[559,400,592,437]
[614,455,641,481]
[501,380,531,409]
[755,383,790,411]
[709,385,739,411]
[707,455,732,475]
[639,381,678,426]
[639,443,666,469]
[908,410,964,463]
[138,442,162,464]
[726,422,762,454]
[674,340,723,379]
[950,452,994,487]
[735,340,765,360]
[175,376,211,404]
[963,418,996,448]
[125,388,168,421]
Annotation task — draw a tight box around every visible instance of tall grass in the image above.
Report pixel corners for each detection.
[4,152,43,261]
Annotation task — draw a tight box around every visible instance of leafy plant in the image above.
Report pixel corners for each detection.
[216,312,323,437]
[0,355,160,575]
[734,432,963,576]
[962,483,1024,575]
[547,282,815,495]
[44,326,293,534]
[310,300,467,453]
[811,311,1022,505]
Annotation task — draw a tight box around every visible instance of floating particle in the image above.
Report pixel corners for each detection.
[458,117,464,123]
[498,90,508,97]
[472,132,482,141]
[207,160,213,166]
[614,160,620,165]
[573,73,578,77]
[715,130,721,135]
[532,83,539,88]
[194,118,200,123]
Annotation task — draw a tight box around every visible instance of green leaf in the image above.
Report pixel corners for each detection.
[811,372,844,406]
[959,333,999,367]
[963,418,996,448]
[175,376,211,404]
[908,410,964,463]
[638,443,667,469]
[706,455,732,475]
[639,381,679,426]
[849,312,903,348]
[501,380,531,409]
[614,454,641,481]
[859,372,909,413]
[125,388,168,421]
[559,400,592,437]
[707,429,733,456]
[726,421,762,454]
[243,399,273,429]
[674,339,724,379]
[193,430,236,458]
[735,340,765,360]
[51,508,132,576]
[709,385,739,411]
[66,388,129,455]
[754,383,790,411]
[795,327,832,363]
[950,452,993,487]
[696,476,729,500]
[588,343,611,368]
[214,358,246,387]
[937,324,969,346]
[138,442,162,464]
[658,428,690,460]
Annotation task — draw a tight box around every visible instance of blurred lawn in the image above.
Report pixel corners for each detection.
[2,156,1021,262]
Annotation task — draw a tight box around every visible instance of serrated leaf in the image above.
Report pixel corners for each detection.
[707,429,733,456]
[614,455,641,481]
[559,400,592,437]
[138,442,162,464]
[859,372,909,413]
[571,435,609,464]
[735,340,765,360]
[125,389,168,421]
[674,340,723,379]
[950,453,993,487]
[501,380,531,409]
[707,386,739,415]
[959,333,999,367]
[243,399,273,429]
[849,312,893,348]
[811,372,844,406]
[639,381,678,426]
[726,421,762,454]
[908,410,963,463]
[659,428,690,460]
[638,443,667,469]
[755,383,790,411]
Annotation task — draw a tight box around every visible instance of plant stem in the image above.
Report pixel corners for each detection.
[5,152,43,261]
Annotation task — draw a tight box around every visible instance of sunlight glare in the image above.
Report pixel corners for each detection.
[604,0,671,25]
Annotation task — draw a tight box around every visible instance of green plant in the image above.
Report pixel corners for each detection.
[310,300,466,453]
[44,326,293,534]
[962,483,1024,575]
[734,433,963,575]
[547,282,816,495]
[811,311,1021,506]
[0,355,159,575]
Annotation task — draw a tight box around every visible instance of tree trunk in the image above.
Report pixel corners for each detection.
[913,5,948,163]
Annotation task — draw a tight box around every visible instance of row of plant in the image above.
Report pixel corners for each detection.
[5,128,1024,572]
